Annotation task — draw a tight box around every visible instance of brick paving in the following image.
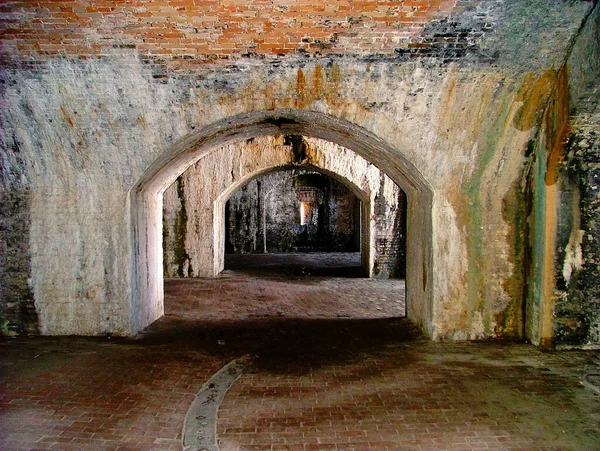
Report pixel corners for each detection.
[167,253,405,322]
[1,254,599,450]
[219,326,600,450]
[0,336,228,451]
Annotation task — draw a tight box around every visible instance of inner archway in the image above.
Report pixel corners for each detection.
[131,110,433,335]
[212,157,377,281]
[223,167,367,278]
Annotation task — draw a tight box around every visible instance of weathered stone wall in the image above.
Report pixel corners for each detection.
[261,172,292,252]
[373,175,407,279]
[162,136,292,278]
[518,2,600,349]
[226,177,263,255]
[168,160,405,276]
[552,4,600,348]
[323,175,362,252]
[0,79,38,336]
[0,188,38,336]
[556,128,600,347]
[0,1,594,337]
[162,177,191,278]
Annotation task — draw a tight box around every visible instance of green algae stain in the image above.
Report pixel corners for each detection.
[527,141,549,343]
[498,140,536,338]
[461,69,562,338]
[461,107,512,336]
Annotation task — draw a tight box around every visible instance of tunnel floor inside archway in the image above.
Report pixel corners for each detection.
[224,252,366,278]
[1,267,597,451]
[164,252,405,323]
[1,264,598,450]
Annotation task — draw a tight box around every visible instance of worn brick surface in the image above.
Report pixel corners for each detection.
[167,253,405,320]
[0,0,463,62]
[219,336,600,450]
[0,336,226,450]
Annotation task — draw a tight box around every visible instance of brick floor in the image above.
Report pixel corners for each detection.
[166,253,405,322]
[0,336,227,451]
[218,328,600,450]
[1,254,599,450]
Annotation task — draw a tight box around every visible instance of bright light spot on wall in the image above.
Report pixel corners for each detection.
[300,201,314,225]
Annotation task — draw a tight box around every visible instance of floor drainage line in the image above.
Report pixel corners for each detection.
[182,355,252,451]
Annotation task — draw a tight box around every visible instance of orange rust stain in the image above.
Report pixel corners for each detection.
[513,66,569,185]
[304,139,324,166]
[325,62,342,101]
[544,64,569,186]
[323,62,355,112]
[219,92,233,105]
[293,65,327,108]
[330,63,341,86]
[239,77,278,110]
[60,106,74,128]
[538,64,570,349]
[444,73,457,103]
[296,68,306,107]
[312,64,324,100]
[230,61,350,114]
[514,70,556,131]
[137,115,147,130]
[540,179,560,350]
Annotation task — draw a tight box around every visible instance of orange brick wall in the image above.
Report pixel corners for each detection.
[1,0,459,63]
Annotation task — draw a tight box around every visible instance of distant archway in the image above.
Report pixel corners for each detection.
[131,110,433,335]
[215,164,371,278]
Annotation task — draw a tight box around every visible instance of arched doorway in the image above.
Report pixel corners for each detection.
[214,164,372,279]
[131,110,433,335]
[222,168,367,278]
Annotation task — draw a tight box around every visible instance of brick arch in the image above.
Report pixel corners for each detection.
[131,110,433,335]
[214,164,372,279]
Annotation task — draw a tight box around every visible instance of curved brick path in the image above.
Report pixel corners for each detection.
[1,254,599,450]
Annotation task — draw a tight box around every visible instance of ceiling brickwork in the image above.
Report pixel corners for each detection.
[0,0,470,62]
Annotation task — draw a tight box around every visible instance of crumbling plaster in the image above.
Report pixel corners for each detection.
[1,59,533,337]
[0,0,594,339]
[552,2,600,348]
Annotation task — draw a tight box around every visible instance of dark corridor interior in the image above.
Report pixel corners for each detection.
[224,252,364,278]
[225,169,361,255]
[224,168,407,279]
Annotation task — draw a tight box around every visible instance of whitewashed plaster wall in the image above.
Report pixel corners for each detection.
[162,135,402,279]
[0,57,545,337]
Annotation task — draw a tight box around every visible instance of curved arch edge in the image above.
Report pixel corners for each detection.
[130,110,434,337]
[213,163,372,279]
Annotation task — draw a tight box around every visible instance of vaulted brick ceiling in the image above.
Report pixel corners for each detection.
[1,0,462,61]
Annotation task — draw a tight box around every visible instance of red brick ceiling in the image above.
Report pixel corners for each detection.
[1,0,459,61]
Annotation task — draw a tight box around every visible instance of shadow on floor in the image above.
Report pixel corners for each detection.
[140,315,421,374]
[224,252,366,278]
